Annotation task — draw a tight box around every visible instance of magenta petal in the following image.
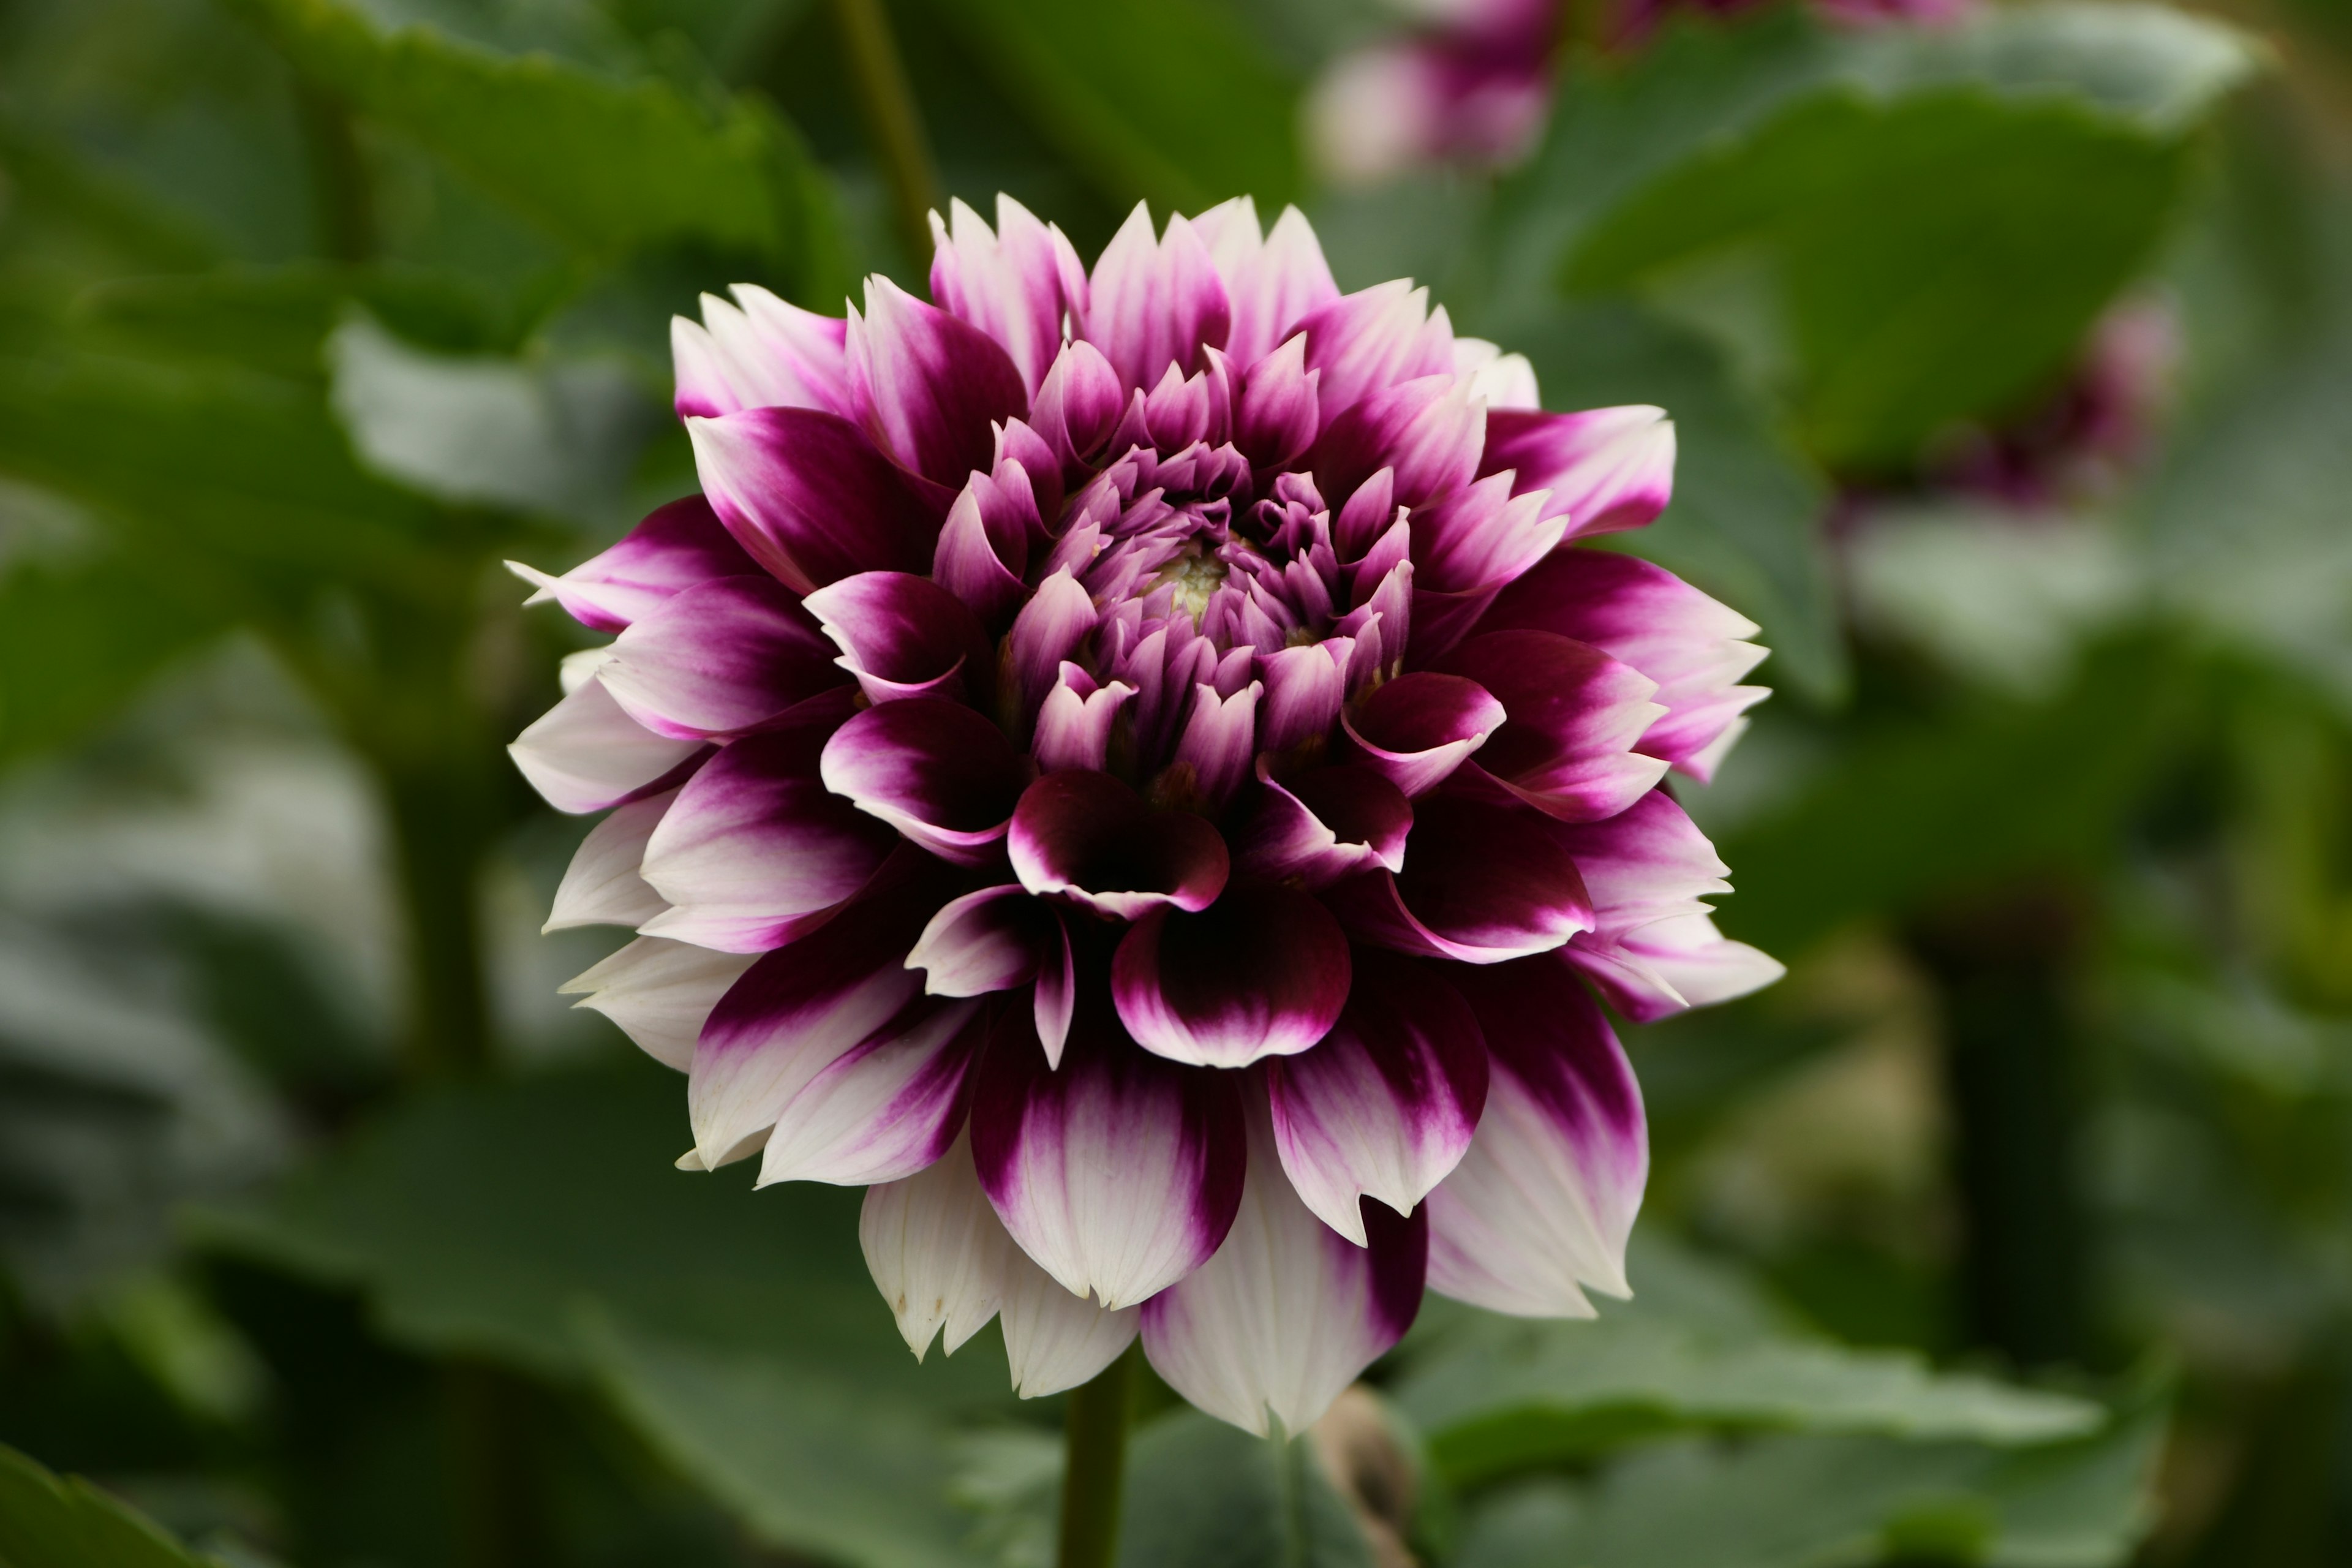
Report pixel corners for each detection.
[639,700,897,951]
[688,861,952,1166]
[1233,761,1412,890]
[1112,886,1352,1068]
[1411,470,1566,598]
[929,194,1088,397]
[1330,795,1593,964]
[1482,405,1676,539]
[1344,672,1504,798]
[1476,549,1768,783]
[1005,570,1100,728]
[1267,959,1488,1243]
[1429,956,1646,1314]
[820,698,1031,867]
[1194,199,1342,370]
[1256,643,1347,756]
[1030,339,1126,470]
[598,575,842,741]
[848,276,1030,489]
[907,884,1051,997]
[507,495,758,633]
[1442,630,1670,823]
[758,994,986,1187]
[802,570,994,707]
[671,286,853,420]
[1033,666,1136,774]
[1140,1097,1425,1437]
[1082,204,1232,394]
[688,407,935,594]
[1008,770,1231,921]
[970,1003,1246,1309]
[1295,279,1454,428]
[1308,373,1482,510]
[1167,680,1263,812]
[1234,334,1320,470]
[933,466,1036,628]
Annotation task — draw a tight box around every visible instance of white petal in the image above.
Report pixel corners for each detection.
[859,1129,1011,1360]
[757,998,981,1187]
[510,676,700,815]
[545,789,675,932]
[559,936,755,1071]
[1000,1250,1139,1399]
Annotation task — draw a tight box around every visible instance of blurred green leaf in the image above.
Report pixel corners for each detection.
[1452,1382,2167,1568]
[1117,1410,1374,1568]
[224,0,845,282]
[75,264,510,379]
[924,0,1302,215]
[0,1441,222,1568]
[1501,299,1845,705]
[1392,1303,2102,1487]
[1713,637,2198,958]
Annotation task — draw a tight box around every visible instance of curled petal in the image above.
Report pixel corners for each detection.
[688,859,950,1168]
[1428,958,1646,1315]
[1267,959,1488,1243]
[639,701,896,952]
[1030,339,1125,470]
[1482,405,1675,539]
[1000,1251,1141,1399]
[1257,642,1347,756]
[929,194,1088,396]
[908,884,1054,997]
[1576,911,1785,1025]
[1033,665,1135,774]
[1477,549,1768,783]
[1344,673,1503,799]
[861,1128,1011,1360]
[545,788,674,932]
[671,286,853,420]
[848,276,1030,488]
[507,496,756,633]
[1234,333,1319,470]
[559,936,756,1072]
[1232,761,1412,890]
[598,576,842,740]
[1193,198,1342,369]
[1082,203,1232,393]
[1009,770,1229,921]
[1308,373,1482,511]
[1330,796,1593,964]
[1112,886,1352,1068]
[1443,631,1668,823]
[1167,679,1262,812]
[933,466,1037,627]
[1005,568,1099,726]
[971,1004,1246,1310]
[510,676,705,815]
[688,407,934,594]
[1140,1100,1425,1438]
[803,570,993,706]
[820,698,1031,867]
[758,995,985,1186]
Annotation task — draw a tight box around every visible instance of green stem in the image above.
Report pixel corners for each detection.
[384,763,494,1082]
[292,80,375,264]
[825,0,941,265]
[1058,1346,1136,1568]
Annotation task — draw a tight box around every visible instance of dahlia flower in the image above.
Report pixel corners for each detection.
[1308,0,1973,183]
[510,195,1780,1436]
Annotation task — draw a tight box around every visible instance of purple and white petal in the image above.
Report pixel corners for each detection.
[1082,203,1232,394]
[1232,762,1412,890]
[848,276,1031,488]
[907,884,1054,998]
[1140,1100,1425,1437]
[1477,549,1767,782]
[1442,630,1669,822]
[860,1129,1012,1359]
[802,570,994,706]
[638,703,897,952]
[511,676,705,815]
[1192,198,1341,369]
[688,407,936,594]
[1265,959,1487,1243]
[1575,911,1785,1024]
[1330,796,1593,965]
[1481,405,1675,539]
[1295,279,1455,428]
[559,936,757,1072]
[1008,770,1229,921]
[507,496,758,633]
[820,698,1031,867]
[929,194,1088,397]
[758,995,985,1186]
[1029,338,1126,469]
[1453,337,1540,412]
[545,788,675,932]
[1427,957,1646,1315]
[1000,1251,1141,1398]
[970,1004,1246,1309]
[1167,679,1263,811]
[672,287,853,420]
[1112,886,1352,1068]
[1343,672,1503,799]
[1033,666,1136,774]
[1308,373,1483,511]
[598,576,842,740]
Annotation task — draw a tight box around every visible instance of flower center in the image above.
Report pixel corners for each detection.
[1153,540,1230,625]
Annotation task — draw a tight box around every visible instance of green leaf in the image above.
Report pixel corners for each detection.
[1712,635,2198,959]
[0,1442,224,1568]
[1497,299,1845,706]
[1392,1303,2103,1487]
[222,0,845,281]
[923,0,1302,215]
[1451,1384,2168,1568]
[189,1058,1017,1565]
[1117,1411,1376,1568]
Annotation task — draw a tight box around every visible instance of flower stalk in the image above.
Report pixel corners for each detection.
[824,0,941,266]
[1058,1346,1136,1568]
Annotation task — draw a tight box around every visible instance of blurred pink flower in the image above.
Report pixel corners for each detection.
[510,197,1778,1434]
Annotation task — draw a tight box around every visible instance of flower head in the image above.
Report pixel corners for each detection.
[511,196,1780,1434]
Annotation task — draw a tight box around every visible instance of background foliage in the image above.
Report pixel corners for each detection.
[2,1,2350,1564]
